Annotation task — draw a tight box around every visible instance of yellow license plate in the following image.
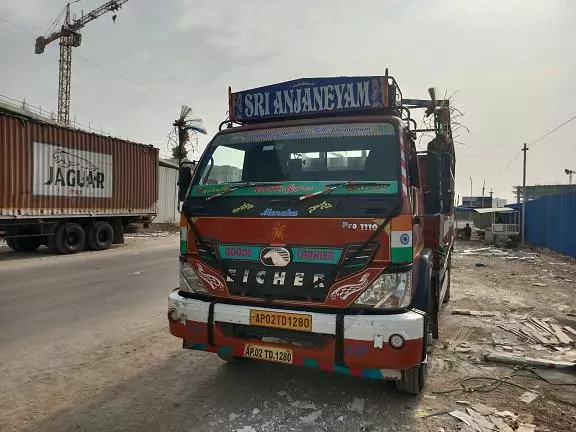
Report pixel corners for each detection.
[249,309,312,332]
[243,344,293,364]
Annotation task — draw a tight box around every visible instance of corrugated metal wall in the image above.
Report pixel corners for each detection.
[518,192,576,257]
[0,112,158,216]
[156,164,178,224]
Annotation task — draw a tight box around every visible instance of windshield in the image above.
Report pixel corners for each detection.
[192,122,400,196]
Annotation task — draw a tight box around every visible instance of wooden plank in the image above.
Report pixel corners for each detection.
[550,323,573,345]
[466,408,498,430]
[530,318,556,337]
[449,411,484,432]
[453,309,498,317]
[522,322,557,345]
[497,324,528,341]
[471,403,496,416]
[484,351,576,368]
[488,416,514,432]
[564,326,576,337]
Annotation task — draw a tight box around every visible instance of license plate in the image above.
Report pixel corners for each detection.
[249,309,312,332]
[243,344,293,364]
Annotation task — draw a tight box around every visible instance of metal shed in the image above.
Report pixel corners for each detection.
[156,159,179,224]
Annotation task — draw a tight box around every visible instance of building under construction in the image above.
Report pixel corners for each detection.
[513,184,576,202]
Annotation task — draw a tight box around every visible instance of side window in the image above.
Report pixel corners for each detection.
[198,145,244,185]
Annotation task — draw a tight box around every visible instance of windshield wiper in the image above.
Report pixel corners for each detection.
[298,181,391,201]
[204,182,283,202]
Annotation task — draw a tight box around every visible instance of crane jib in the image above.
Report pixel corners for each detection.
[35,0,130,125]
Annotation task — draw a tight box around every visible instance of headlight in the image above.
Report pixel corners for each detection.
[180,260,209,294]
[353,271,412,309]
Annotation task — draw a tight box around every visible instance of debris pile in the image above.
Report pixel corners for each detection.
[457,247,539,261]
[497,317,576,348]
[452,309,576,362]
[449,403,534,432]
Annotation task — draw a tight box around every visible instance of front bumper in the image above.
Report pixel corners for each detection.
[168,291,425,380]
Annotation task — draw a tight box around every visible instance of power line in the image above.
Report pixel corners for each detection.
[493,151,522,181]
[0,15,37,37]
[0,13,158,96]
[491,112,576,183]
[528,113,576,147]
[75,54,156,94]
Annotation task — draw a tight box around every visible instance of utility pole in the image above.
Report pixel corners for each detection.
[490,188,494,207]
[469,177,473,221]
[521,143,528,245]
[481,180,486,208]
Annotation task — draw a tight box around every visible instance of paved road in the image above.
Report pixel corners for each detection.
[0,236,422,432]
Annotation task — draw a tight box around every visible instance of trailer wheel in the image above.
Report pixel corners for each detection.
[395,361,427,395]
[6,238,21,252]
[55,223,85,254]
[87,221,114,251]
[12,236,42,252]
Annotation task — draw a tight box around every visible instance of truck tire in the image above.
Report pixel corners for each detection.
[395,361,427,395]
[6,238,21,252]
[12,236,42,252]
[87,221,114,251]
[54,223,85,254]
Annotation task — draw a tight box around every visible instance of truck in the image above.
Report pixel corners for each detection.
[0,101,158,254]
[169,71,455,394]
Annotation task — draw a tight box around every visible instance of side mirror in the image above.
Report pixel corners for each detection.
[177,166,192,202]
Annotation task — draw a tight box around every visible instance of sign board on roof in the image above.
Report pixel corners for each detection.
[229,76,396,122]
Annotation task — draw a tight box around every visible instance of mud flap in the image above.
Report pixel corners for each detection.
[207,301,216,346]
[411,308,428,362]
[335,312,345,366]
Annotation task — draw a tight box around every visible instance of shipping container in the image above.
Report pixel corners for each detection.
[0,104,158,254]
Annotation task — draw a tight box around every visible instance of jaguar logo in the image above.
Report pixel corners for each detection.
[260,247,291,267]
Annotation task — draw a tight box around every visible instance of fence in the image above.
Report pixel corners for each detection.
[517,192,576,258]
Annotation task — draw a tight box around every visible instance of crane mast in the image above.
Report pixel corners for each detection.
[35,1,129,125]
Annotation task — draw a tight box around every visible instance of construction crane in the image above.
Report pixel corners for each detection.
[35,1,129,125]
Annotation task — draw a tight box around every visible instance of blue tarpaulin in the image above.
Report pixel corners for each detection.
[512,192,576,258]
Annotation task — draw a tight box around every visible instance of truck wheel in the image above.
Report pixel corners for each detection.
[395,361,427,395]
[55,223,85,254]
[87,221,114,251]
[6,238,22,252]
[12,236,42,252]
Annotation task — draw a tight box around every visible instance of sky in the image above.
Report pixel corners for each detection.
[1,0,575,202]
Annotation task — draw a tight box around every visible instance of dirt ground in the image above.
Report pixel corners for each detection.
[1,238,576,432]
[419,242,576,432]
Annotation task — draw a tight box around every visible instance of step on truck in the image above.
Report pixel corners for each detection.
[170,71,455,394]
[0,102,158,254]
